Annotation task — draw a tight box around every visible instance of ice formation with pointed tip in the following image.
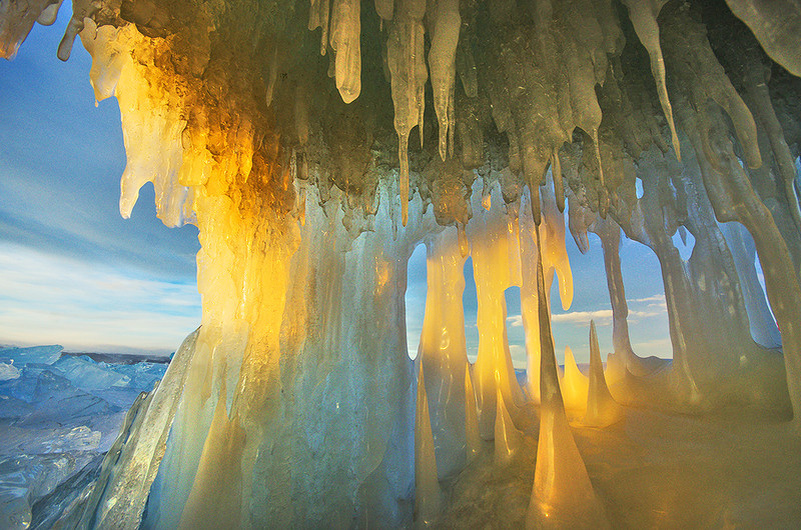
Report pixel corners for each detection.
[3,0,801,526]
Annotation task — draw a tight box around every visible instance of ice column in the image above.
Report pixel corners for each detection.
[719,222,782,349]
[591,216,650,376]
[468,184,525,439]
[418,228,469,477]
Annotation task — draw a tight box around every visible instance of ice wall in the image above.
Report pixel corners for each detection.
[3,0,801,525]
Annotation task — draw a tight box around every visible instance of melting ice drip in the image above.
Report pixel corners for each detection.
[2,0,801,527]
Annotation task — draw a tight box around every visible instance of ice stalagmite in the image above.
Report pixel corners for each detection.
[493,380,522,466]
[527,237,607,529]
[415,360,442,526]
[584,321,624,428]
[418,229,469,477]
[58,329,199,528]
[561,346,588,414]
[464,366,482,460]
[520,178,573,403]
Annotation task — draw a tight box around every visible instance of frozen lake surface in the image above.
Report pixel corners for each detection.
[0,345,168,529]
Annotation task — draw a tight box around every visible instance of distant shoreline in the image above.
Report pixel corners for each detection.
[61,351,171,365]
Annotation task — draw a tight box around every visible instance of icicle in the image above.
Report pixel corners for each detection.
[622,0,681,161]
[308,0,331,55]
[527,231,607,529]
[482,188,492,211]
[298,186,307,226]
[265,48,280,107]
[456,222,469,258]
[551,148,565,213]
[375,0,393,21]
[592,130,605,189]
[584,321,624,428]
[387,9,428,226]
[493,381,522,465]
[725,0,801,77]
[530,183,542,225]
[427,0,460,161]
[330,0,361,103]
[415,361,442,526]
[465,366,482,460]
[400,141,410,226]
[561,346,588,414]
[57,0,99,61]
[37,0,63,26]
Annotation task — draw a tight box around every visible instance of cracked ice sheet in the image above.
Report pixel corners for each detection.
[0,242,199,354]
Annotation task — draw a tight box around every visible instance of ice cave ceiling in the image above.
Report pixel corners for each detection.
[3,0,801,527]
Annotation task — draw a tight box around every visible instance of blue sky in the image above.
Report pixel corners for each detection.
[0,8,201,354]
[1,7,672,361]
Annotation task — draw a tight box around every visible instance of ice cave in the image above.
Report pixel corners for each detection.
[2,0,801,527]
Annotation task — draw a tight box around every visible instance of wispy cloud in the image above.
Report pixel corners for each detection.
[552,309,613,324]
[0,242,200,353]
[627,294,665,304]
[507,315,523,327]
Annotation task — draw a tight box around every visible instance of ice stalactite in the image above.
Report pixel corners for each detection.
[609,151,701,406]
[584,320,624,428]
[724,0,801,77]
[527,239,606,529]
[417,228,469,478]
[477,0,622,222]
[0,0,59,58]
[657,3,798,417]
[414,359,442,526]
[330,0,361,103]
[374,0,393,22]
[308,0,330,55]
[676,100,800,420]
[621,0,680,160]
[387,0,428,226]
[426,0,459,162]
